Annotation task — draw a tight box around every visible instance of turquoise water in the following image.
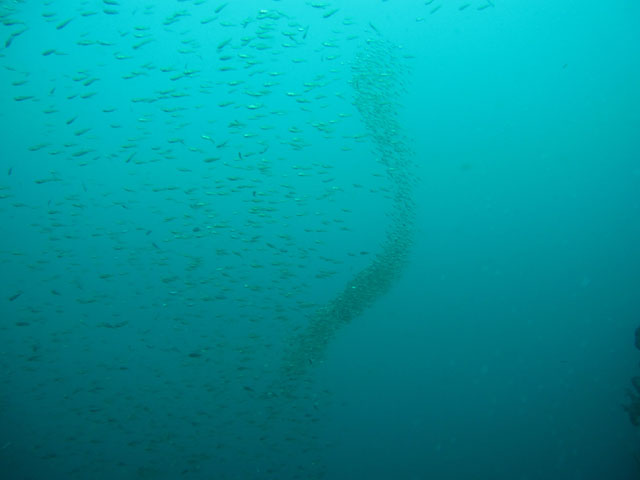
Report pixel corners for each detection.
[1,0,639,479]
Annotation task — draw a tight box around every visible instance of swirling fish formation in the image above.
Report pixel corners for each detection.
[282,35,415,384]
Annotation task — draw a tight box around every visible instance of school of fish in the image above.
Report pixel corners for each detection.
[0,1,493,478]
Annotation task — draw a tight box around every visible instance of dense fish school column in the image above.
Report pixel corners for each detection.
[282,35,416,383]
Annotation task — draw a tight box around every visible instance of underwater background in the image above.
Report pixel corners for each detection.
[1,0,640,479]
